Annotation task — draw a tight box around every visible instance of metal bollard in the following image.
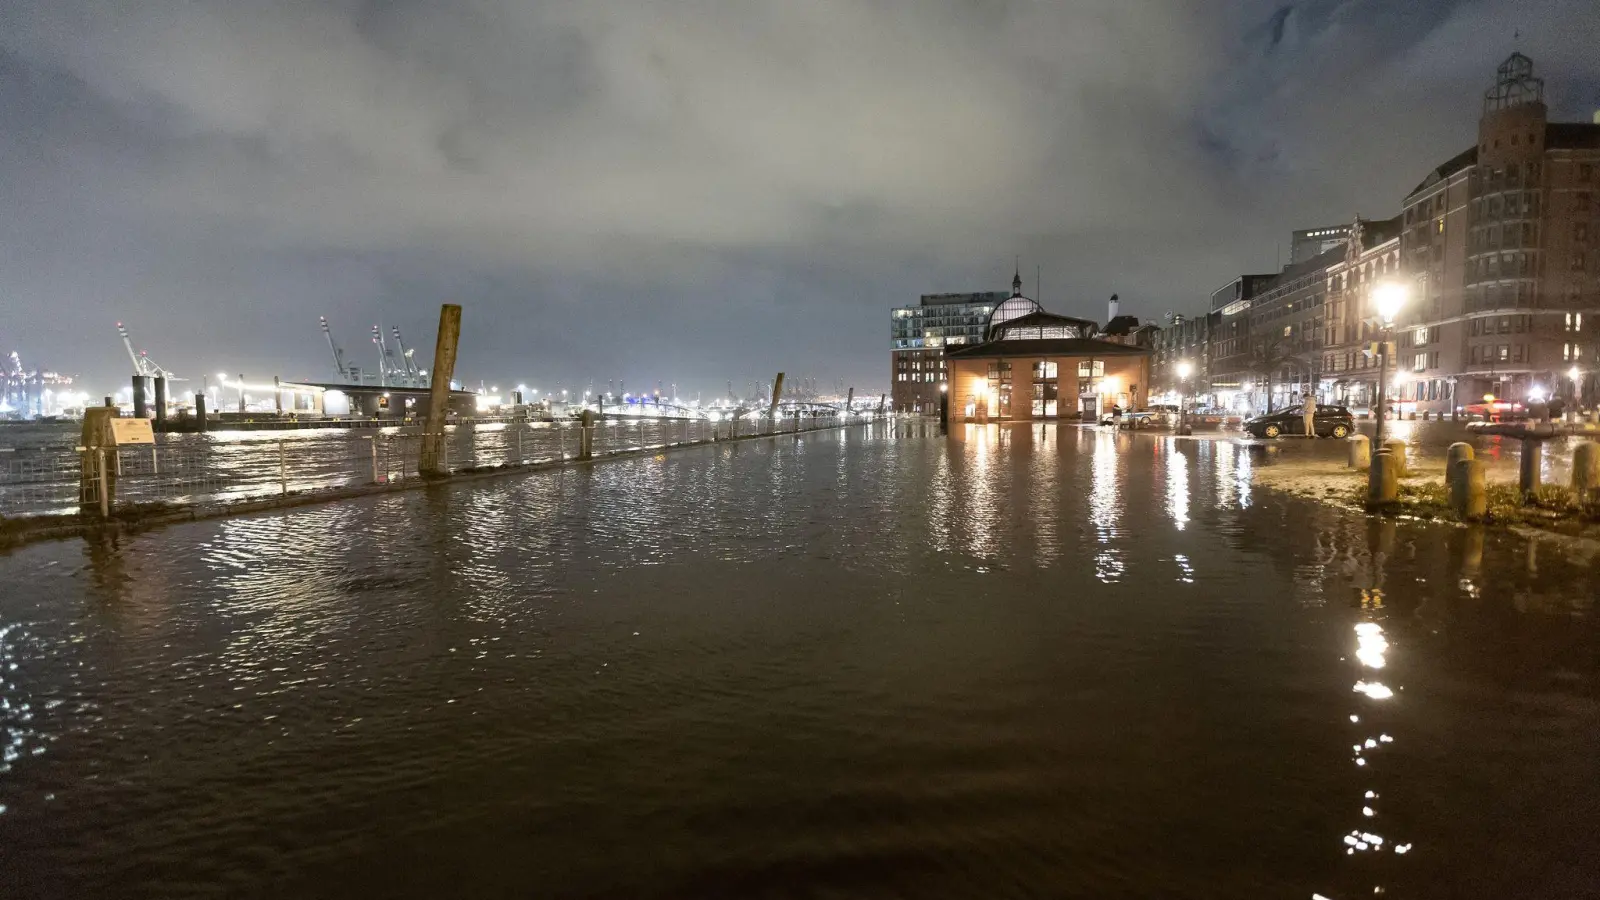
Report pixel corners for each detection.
[1381,439,1407,477]
[1518,438,1542,495]
[1571,441,1599,499]
[1348,434,1370,470]
[1446,441,1473,473]
[1367,449,1399,506]
[278,439,288,496]
[1451,458,1487,520]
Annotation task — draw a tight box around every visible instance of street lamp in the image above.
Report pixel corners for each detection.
[1175,360,1194,434]
[1371,282,1408,443]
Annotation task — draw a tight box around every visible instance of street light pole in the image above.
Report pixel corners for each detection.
[1175,360,1193,436]
[1371,282,1407,446]
[1375,332,1390,445]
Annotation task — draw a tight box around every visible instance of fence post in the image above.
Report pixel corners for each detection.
[151,445,159,476]
[517,425,523,464]
[278,439,288,496]
[370,437,379,483]
[97,448,110,518]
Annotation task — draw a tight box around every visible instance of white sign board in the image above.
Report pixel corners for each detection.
[109,417,155,445]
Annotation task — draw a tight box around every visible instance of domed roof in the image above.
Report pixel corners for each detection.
[985,295,1042,335]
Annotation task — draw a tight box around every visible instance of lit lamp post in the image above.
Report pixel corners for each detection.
[1175,360,1193,435]
[1569,365,1583,422]
[938,381,949,430]
[1371,282,1408,444]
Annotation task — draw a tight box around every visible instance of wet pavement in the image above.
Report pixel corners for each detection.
[0,424,1597,898]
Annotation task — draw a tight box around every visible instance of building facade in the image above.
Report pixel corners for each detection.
[1291,225,1352,265]
[1147,54,1599,417]
[1150,312,1217,404]
[1321,217,1404,410]
[889,288,1011,412]
[1396,53,1600,414]
[947,339,1149,423]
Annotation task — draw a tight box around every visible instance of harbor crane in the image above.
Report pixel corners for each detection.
[320,316,351,381]
[115,322,184,380]
[391,325,421,384]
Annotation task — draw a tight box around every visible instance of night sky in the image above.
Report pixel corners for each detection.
[2,1,1597,398]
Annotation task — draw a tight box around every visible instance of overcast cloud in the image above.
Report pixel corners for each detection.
[1,0,1597,395]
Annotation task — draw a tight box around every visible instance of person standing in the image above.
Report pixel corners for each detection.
[1302,390,1318,437]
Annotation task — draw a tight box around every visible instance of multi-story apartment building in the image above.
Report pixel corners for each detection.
[1321,216,1404,409]
[890,286,1011,412]
[1204,274,1276,405]
[1397,53,1600,414]
[1150,311,1218,403]
[1147,55,1600,418]
[1242,244,1346,409]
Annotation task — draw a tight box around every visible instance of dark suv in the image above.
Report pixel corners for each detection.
[1243,405,1355,439]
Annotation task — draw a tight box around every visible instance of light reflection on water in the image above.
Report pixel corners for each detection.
[0,423,1597,898]
[1164,442,1190,531]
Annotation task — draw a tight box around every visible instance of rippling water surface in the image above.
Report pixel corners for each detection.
[1,423,1597,898]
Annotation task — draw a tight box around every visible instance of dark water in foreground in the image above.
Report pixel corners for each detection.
[1,425,1597,898]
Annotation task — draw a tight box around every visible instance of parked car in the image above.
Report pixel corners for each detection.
[1243,405,1355,439]
[1100,409,1163,429]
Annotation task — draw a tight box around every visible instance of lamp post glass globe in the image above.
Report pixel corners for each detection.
[1176,361,1193,380]
[1373,282,1407,324]
[1569,366,1582,383]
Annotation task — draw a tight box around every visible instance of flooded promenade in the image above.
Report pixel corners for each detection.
[1,424,1596,898]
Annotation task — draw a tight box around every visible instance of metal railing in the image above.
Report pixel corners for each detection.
[1,413,884,520]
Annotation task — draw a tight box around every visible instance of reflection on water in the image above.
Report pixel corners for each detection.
[1,423,1598,898]
[1164,442,1190,531]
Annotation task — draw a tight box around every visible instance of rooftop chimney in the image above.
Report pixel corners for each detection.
[1108,293,1120,322]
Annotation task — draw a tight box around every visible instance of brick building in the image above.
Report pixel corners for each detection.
[1396,53,1600,414]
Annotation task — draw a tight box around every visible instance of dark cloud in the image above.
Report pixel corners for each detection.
[1,0,1596,394]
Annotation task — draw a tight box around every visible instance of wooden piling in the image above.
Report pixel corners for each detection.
[419,304,462,476]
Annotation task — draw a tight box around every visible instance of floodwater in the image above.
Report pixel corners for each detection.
[1,419,722,514]
[0,423,1597,899]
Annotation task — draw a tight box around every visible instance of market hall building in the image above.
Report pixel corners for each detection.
[945,290,1152,422]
